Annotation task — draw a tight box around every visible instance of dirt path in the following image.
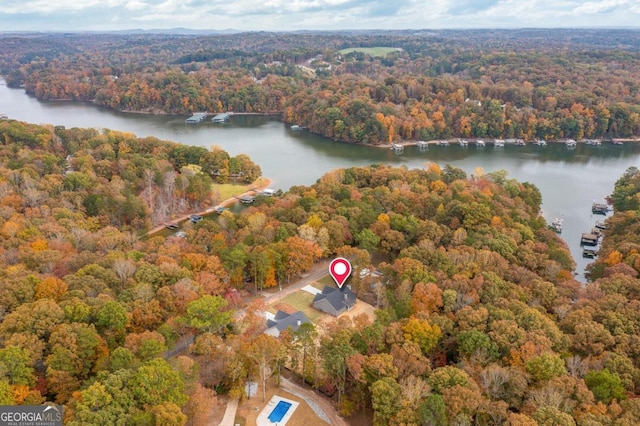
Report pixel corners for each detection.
[146,177,272,237]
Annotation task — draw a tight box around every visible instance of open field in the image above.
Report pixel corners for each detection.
[212,176,269,201]
[339,46,400,57]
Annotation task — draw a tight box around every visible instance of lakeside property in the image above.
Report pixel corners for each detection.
[146,177,272,237]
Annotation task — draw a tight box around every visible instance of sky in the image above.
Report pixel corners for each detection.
[0,0,639,32]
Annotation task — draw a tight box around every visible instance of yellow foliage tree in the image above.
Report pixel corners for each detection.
[605,250,623,267]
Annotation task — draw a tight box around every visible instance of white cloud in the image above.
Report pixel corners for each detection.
[0,0,639,30]
[574,0,629,14]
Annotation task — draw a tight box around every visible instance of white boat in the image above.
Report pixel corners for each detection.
[534,139,547,146]
[515,139,526,146]
[565,139,577,148]
[585,139,601,146]
[458,139,468,147]
[550,217,563,233]
[438,140,449,146]
[475,139,485,147]
[290,125,302,131]
[494,139,505,147]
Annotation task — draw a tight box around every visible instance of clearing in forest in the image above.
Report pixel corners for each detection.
[339,46,401,57]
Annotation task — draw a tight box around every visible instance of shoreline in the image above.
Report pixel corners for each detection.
[146,177,272,237]
[372,137,640,149]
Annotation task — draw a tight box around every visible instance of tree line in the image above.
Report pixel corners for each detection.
[1,121,640,423]
[2,30,640,142]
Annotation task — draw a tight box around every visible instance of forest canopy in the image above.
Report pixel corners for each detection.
[2,29,640,144]
[1,121,640,423]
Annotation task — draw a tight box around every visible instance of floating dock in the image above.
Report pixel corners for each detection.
[185,112,207,123]
[550,217,563,233]
[390,143,404,153]
[212,112,230,123]
[592,203,609,215]
[595,220,608,230]
[580,233,599,246]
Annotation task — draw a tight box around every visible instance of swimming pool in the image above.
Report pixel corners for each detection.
[268,400,292,423]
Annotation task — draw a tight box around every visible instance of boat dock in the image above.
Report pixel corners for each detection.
[390,143,404,153]
[592,202,609,215]
[185,112,207,123]
[212,112,231,123]
[417,141,429,149]
[595,220,608,230]
[239,195,255,204]
[580,233,599,246]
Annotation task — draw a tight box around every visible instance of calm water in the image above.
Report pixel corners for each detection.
[2,80,639,280]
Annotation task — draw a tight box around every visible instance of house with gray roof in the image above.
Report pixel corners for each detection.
[265,310,310,337]
[312,286,356,317]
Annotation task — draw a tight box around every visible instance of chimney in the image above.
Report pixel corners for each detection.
[296,319,302,327]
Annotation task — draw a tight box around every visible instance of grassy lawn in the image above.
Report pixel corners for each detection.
[212,177,268,201]
[339,47,400,57]
[312,275,336,290]
[280,291,324,322]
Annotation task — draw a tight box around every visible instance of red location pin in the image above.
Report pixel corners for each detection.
[329,257,352,289]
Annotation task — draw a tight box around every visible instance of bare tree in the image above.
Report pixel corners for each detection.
[113,259,137,286]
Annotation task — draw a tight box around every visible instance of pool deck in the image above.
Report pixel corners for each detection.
[256,395,299,426]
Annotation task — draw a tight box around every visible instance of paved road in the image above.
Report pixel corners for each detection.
[262,259,332,305]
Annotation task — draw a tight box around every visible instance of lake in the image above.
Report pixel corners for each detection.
[1,79,638,280]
